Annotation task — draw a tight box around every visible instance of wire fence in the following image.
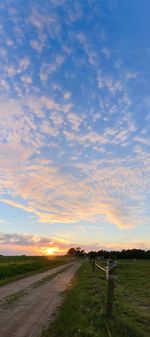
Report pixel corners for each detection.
[90,258,117,320]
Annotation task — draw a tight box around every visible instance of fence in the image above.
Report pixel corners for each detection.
[91,258,117,319]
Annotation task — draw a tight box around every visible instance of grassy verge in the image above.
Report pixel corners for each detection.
[0,256,70,286]
[41,260,150,337]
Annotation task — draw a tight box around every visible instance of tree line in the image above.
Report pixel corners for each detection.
[67,247,150,259]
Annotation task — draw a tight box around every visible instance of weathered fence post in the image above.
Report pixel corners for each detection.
[106,258,117,319]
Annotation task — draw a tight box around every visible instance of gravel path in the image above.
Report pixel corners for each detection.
[0,261,81,337]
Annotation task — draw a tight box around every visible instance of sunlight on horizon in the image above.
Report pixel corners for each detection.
[42,247,61,256]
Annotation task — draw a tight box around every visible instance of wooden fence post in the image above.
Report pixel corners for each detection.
[106,258,117,319]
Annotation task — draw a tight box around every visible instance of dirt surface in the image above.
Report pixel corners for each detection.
[0,261,81,337]
[0,262,73,301]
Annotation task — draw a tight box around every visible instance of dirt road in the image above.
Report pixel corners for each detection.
[0,261,73,301]
[0,261,81,337]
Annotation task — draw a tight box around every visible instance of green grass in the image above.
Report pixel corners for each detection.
[41,260,150,337]
[0,255,70,286]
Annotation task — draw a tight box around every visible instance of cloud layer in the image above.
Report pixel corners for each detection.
[0,232,149,255]
[0,1,150,247]
[0,94,149,229]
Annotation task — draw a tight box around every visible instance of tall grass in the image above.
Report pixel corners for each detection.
[0,256,68,285]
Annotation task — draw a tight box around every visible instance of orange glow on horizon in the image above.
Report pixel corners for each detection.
[42,247,60,255]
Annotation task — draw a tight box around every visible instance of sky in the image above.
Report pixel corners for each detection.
[0,0,150,255]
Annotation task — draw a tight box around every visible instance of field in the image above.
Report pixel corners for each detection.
[42,260,150,337]
[0,255,69,286]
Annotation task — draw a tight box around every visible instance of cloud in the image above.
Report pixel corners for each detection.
[21,75,32,84]
[0,1,149,235]
[0,199,36,215]
[126,72,138,79]
[30,40,44,53]
[0,92,149,230]
[0,152,149,229]
[7,66,16,77]
[98,75,123,94]
[0,232,63,255]
[0,232,63,249]
[64,92,71,99]
[102,48,110,58]
[67,112,84,131]
[28,7,61,40]
[19,57,30,72]
[6,39,14,46]
[0,232,75,255]
[39,56,65,81]
[0,232,149,256]
[94,240,150,251]
[75,32,98,66]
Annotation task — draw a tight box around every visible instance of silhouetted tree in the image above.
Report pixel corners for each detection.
[87,251,97,259]
[67,248,76,256]
[67,247,86,257]
[67,248,150,259]
[88,249,150,259]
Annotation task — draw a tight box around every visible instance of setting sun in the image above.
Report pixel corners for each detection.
[44,247,59,256]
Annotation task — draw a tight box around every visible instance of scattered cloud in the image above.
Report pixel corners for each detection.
[102,48,110,58]
[0,0,149,251]
[0,91,149,230]
[126,72,138,79]
[98,75,123,94]
[64,92,72,99]
[19,57,30,72]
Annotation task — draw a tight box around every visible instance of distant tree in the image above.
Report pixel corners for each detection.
[80,249,86,256]
[67,247,150,260]
[67,247,86,257]
[87,251,97,259]
[75,247,85,256]
[87,249,150,260]
[67,248,76,256]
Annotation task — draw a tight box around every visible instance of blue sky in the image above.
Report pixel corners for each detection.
[0,0,149,255]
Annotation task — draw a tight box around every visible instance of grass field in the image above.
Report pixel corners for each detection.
[42,260,150,337]
[0,255,69,286]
